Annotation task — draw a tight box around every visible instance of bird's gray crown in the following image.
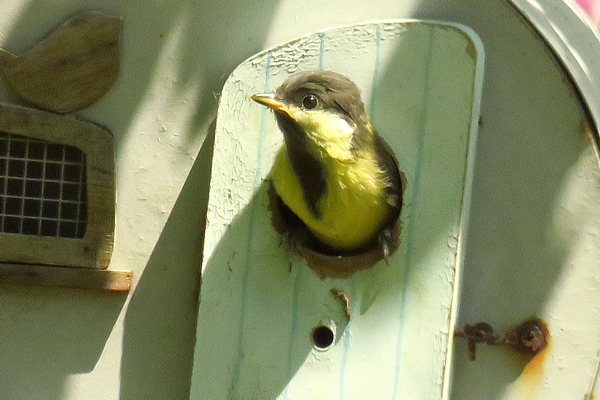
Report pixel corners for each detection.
[276,70,366,123]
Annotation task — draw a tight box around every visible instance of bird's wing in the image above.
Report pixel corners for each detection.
[373,132,403,216]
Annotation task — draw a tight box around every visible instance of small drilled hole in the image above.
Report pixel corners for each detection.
[312,325,335,350]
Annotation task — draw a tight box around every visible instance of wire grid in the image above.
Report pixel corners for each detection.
[0,131,87,239]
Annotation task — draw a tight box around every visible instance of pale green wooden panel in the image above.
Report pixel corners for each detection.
[191,20,484,400]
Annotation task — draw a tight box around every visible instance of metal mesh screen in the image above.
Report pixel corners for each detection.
[0,132,87,238]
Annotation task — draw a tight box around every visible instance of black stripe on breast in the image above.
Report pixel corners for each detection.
[275,114,327,219]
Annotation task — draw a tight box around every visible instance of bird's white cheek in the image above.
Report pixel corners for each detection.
[297,111,356,160]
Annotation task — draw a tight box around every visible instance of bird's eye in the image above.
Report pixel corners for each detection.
[302,95,318,110]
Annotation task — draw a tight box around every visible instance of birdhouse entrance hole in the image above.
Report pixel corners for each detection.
[268,184,401,279]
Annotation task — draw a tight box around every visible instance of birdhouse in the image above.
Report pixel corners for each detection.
[1,1,599,400]
[191,3,600,400]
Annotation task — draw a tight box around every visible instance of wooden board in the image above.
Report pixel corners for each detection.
[0,263,131,291]
[0,11,121,113]
[191,20,484,399]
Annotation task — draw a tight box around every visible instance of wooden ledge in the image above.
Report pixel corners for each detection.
[0,263,131,291]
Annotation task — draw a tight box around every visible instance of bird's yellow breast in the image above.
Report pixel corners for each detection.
[271,143,393,252]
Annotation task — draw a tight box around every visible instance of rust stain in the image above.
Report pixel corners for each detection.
[514,345,550,398]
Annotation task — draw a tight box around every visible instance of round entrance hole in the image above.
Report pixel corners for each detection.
[268,183,404,279]
[311,325,335,350]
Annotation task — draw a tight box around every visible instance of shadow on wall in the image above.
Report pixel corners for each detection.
[120,122,215,399]
[1,0,282,154]
[189,181,331,399]
[0,286,127,399]
[0,0,279,399]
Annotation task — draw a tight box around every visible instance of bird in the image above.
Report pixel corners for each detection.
[251,70,402,257]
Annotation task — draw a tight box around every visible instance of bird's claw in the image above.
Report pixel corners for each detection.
[378,228,394,264]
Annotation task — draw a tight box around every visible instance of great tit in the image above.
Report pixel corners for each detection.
[252,70,402,257]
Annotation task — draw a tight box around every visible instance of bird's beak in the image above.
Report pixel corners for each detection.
[251,93,294,119]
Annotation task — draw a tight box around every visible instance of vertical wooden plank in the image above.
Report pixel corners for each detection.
[192,21,484,400]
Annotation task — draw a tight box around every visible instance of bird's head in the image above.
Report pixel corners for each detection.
[252,70,373,157]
